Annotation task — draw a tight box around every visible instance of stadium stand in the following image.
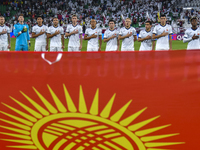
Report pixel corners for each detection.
[0,0,197,33]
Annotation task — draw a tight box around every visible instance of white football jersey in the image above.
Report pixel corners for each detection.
[47,25,64,47]
[0,25,10,44]
[153,24,173,50]
[85,27,102,50]
[32,24,48,46]
[66,24,83,47]
[104,28,119,51]
[119,27,137,51]
[183,28,200,50]
[139,30,154,51]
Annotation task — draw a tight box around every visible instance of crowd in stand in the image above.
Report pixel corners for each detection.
[0,0,199,32]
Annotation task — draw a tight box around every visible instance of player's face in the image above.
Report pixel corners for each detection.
[90,19,96,27]
[18,16,24,22]
[145,23,151,30]
[125,19,131,27]
[53,18,59,26]
[191,19,197,27]
[109,22,115,29]
[0,17,5,25]
[160,17,167,25]
[72,17,77,24]
[37,17,43,25]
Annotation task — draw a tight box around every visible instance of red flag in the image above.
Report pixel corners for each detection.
[0,51,199,150]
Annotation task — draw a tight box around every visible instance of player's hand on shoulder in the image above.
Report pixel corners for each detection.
[192,34,199,40]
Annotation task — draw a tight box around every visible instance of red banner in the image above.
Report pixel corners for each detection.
[0,51,200,150]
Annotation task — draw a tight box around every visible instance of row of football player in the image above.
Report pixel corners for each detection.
[0,14,199,51]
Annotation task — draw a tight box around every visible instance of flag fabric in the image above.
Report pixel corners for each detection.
[121,14,125,26]
[157,11,160,22]
[0,51,200,150]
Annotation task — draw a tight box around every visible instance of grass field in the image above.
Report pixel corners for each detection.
[10,38,188,51]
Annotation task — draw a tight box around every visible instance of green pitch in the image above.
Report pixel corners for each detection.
[10,38,188,51]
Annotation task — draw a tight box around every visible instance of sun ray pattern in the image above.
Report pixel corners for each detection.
[0,84,184,150]
[9,96,43,119]
[90,89,99,115]
[20,91,50,116]
[63,84,77,112]
[110,100,132,122]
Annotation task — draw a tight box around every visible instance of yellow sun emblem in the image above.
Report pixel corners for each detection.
[0,85,184,150]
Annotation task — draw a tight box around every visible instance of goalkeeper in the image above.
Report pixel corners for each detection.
[13,14,30,51]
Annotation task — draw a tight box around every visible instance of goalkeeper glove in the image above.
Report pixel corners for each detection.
[22,26,27,33]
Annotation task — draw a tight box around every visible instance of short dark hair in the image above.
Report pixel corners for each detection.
[160,14,166,18]
[53,17,58,21]
[190,16,197,22]
[19,14,24,17]
[145,20,152,25]
[90,18,96,23]
[37,15,43,20]
[0,16,4,18]
[109,19,115,24]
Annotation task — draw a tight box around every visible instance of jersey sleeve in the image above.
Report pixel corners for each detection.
[61,27,64,35]
[45,26,48,32]
[138,31,142,38]
[79,26,83,34]
[183,30,192,43]
[104,30,108,39]
[32,26,36,33]
[119,28,123,35]
[85,29,89,35]
[132,28,137,36]
[98,29,102,36]
[66,25,70,33]
[153,26,157,34]
[47,27,51,34]
[7,27,10,33]
[27,25,30,41]
[169,26,173,35]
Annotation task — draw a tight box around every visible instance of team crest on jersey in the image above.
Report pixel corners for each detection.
[166,29,168,31]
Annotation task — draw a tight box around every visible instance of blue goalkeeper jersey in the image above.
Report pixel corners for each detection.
[14,23,30,46]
